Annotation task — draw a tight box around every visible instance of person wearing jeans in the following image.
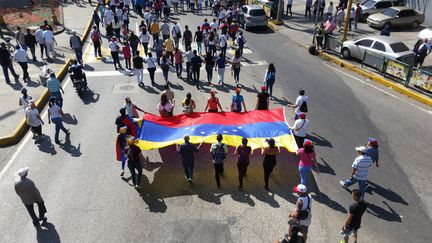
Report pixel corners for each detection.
[296,140,319,186]
[177,135,201,183]
[133,51,144,86]
[215,53,226,85]
[145,52,157,86]
[48,97,69,144]
[125,137,143,189]
[340,146,373,200]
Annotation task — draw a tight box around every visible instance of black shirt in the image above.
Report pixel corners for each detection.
[133,56,144,69]
[0,47,11,65]
[191,55,202,70]
[183,30,192,43]
[24,34,36,48]
[195,30,203,42]
[256,92,269,110]
[205,56,214,68]
[348,201,368,229]
[179,142,199,163]
[125,144,142,165]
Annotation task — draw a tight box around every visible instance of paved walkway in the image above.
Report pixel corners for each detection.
[0,2,94,138]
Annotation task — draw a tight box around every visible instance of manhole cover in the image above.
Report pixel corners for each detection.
[113,83,139,94]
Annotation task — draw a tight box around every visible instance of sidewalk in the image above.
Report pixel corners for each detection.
[0,2,94,138]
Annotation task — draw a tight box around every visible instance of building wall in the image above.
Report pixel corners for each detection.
[406,0,431,26]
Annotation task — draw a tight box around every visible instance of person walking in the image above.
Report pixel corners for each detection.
[25,100,44,140]
[183,25,193,51]
[124,136,144,189]
[365,137,379,167]
[0,44,20,83]
[296,139,319,186]
[163,36,175,64]
[46,73,64,107]
[92,9,101,29]
[414,39,431,68]
[231,49,241,84]
[286,0,293,17]
[184,47,193,79]
[116,126,128,176]
[231,87,247,112]
[47,97,70,144]
[112,16,122,39]
[14,167,47,227]
[210,134,228,189]
[219,31,228,57]
[124,96,145,118]
[171,21,182,48]
[262,138,279,191]
[43,27,56,61]
[160,53,171,84]
[144,52,157,85]
[336,7,345,32]
[340,146,373,200]
[236,31,246,57]
[150,19,160,47]
[177,135,202,183]
[174,47,183,78]
[13,45,30,82]
[115,107,139,137]
[204,52,215,83]
[290,112,309,149]
[234,137,252,191]
[215,52,226,85]
[19,87,32,112]
[15,27,26,50]
[24,28,37,62]
[90,26,103,58]
[256,86,269,110]
[288,89,308,119]
[191,50,203,89]
[133,50,145,87]
[354,3,362,30]
[35,26,47,59]
[139,28,150,56]
[287,184,312,242]
[305,0,312,17]
[315,22,325,50]
[263,63,276,98]
[204,88,224,112]
[122,41,132,69]
[326,1,333,20]
[340,189,369,243]
[109,37,122,70]
[194,26,204,55]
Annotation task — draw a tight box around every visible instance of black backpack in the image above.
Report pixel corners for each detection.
[299,100,308,113]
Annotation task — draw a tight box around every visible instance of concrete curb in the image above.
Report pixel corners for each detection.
[319,51,432,107]
[0,9,95,147]
[267,20,279,31]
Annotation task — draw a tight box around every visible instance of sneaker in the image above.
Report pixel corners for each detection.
[120,171,124,176]
[138,82,144,87]
[188,179,193,184]
[135,185,141,189]
[339,180,347,188]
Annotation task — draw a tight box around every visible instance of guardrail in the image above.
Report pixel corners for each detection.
[324,37,432,96]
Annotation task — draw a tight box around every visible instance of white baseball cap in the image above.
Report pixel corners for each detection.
[293,184,307,193]
[17,167,29,177]
[355,146,367,153]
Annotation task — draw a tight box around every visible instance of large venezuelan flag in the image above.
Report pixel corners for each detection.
[136,108,298,152]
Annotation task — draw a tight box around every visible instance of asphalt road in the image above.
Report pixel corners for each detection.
[0,9,431,243]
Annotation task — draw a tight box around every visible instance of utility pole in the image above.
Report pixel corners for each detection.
[276,0,284,23]
[342,0,354,42]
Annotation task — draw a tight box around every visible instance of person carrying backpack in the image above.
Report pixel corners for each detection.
[90,26,103,58]
[287,184,312,242]
[288,89,308,119]
[210,134,228,189]
[231,87,247,112]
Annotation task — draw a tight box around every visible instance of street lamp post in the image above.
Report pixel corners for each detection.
[342,0,354,42]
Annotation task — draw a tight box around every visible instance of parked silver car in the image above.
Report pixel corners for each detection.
[359,0,404,20]
[341,36,415,64]
[367,6,425,29]
[238,5,268,31]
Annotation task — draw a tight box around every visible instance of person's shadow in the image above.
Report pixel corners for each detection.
[36,221,60,243]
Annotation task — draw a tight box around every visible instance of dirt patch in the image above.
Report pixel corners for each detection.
[0,0,63,31]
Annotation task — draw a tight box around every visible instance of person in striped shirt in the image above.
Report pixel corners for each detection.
[340,146,372,200]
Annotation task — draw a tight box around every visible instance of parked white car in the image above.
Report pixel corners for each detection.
[341,36,415,64]
[417,27,432,41]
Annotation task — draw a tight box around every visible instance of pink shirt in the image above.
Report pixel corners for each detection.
[297,148,316,167]
[174,51,182,64]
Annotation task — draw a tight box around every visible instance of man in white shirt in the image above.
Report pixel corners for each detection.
[160,20,170,41]
[218,8,226,24]
[108,37,122,70]
[340,146,373,200]
[289,112,309,149]
[13,45,29,82]
[326,1,333,20]
[288,89,308,119]
[144,10,152,26]
[25,101,44,139]
[42,28,56,60]
[35,26,47,59]
[171,21,181,48]
[104,6,115,26]
[219,32,228,57]
[184,47,193,79]
[210,18,219,31]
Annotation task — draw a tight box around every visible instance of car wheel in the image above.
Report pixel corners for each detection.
[411,21,419,28]
[341,48,351,59]
[362,14,369,22]
[384,22,392,29]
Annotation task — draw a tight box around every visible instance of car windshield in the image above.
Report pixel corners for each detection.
[382,8,399,17]
[249,9,266,16]
[361,0,376,8]
[390,42,410,53]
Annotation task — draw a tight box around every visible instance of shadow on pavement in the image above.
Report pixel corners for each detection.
[59,134,81,157]
[36,221,60,243]
[80,89,100,105]
[317,157,336,175]
[365,181,409,206]
[35,135,57,155]
[307,132,333,148]
[0,110,17,121]
[367,201,402,222]
[62,113,78,125]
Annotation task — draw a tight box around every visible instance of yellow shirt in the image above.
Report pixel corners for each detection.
[150,23,159,35]
[164,38,174,52]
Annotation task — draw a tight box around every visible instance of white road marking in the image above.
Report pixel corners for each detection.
[325,63,432,115]
[0,78,72,179]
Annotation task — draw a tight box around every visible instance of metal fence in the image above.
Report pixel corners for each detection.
[325,35,343,54]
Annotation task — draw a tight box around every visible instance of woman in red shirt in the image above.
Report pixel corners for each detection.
[204,89,224,112]
[296,139,320,186]
[122,41,132,69]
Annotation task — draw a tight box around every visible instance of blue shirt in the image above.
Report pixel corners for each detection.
[46,77,61,93]
[365,146,379,163]
[216,57,226,68]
